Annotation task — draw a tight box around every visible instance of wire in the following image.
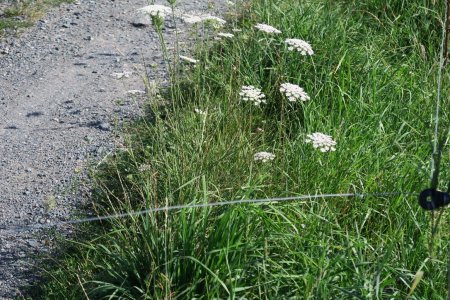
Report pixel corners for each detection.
[0,192,411,233]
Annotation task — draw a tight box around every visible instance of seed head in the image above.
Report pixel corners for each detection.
[280,83,310,102]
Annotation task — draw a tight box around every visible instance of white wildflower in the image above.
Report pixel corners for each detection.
[280,83,310,102]
[239,85,266,106]
[305,132,337,152]
[138,5,172,18]
[254,23,282,34]
[254,151,275,162]
[202,15,227,26]
[138,164,152,172]
[232,28,242,32]
[285,39,314,55]
[217,32,234,39]
[182,14,226,27]
[227,1,236,6]
[179,55,198,64]
[194,108,207,115]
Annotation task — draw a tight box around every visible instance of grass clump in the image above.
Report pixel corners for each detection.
[36,0,450,299]
[0,0,73,36]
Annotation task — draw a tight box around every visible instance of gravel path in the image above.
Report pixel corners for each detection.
[0,0,225,297]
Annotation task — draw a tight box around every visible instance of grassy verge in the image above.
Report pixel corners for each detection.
[0,0,73,36]
[35,0,450,298]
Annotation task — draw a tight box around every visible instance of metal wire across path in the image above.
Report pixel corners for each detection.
[0,192,412,233]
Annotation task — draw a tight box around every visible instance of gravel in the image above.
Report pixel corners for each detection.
[0,0,226,297]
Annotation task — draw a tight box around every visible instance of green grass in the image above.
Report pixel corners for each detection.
[34,0,450,298]
[0,0,73,35]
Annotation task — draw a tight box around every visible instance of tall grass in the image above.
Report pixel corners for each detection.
[35,0,450,298]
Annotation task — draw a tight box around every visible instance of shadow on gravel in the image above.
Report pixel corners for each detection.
[82,120,111,131]
[26,111,44,117]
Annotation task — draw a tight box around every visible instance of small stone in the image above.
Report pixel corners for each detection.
[96,146,105,154]
[27,240,39,248]
[131,14,151,27]
[98,122,110,131]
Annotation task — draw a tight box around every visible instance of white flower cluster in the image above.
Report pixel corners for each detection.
[139,5,172,18]
[183,14,226,26]
[254,151,275,162]
[285,39,314,55]
[254,23,282,34]
[305,133,336,152]
[203,16,227,26]
[217,32,234,39]
[280,83,310,102]
[179,55,198,64]
[240,86,266,106]
[194,108,207,115]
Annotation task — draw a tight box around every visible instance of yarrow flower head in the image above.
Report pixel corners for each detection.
[280,83,310,102]
[254,23,282,34]
[179,55,198,64]
[139,5,172,18]
[285,39,314,55]
[305,132,336,152]
[254,151,275,162]
[239,85,266,106]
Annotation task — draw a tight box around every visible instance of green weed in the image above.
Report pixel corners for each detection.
[0,0,73,36]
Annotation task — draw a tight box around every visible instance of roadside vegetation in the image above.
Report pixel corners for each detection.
[34,0,450,298]
[0,0,72,35]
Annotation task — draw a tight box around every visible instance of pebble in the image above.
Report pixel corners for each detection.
[98,122,110,131]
